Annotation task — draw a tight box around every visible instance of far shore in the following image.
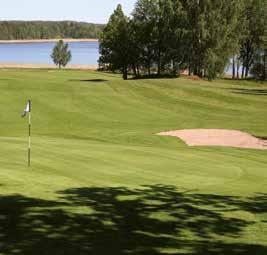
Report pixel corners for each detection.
[0,63,98,70]
[0,38,99,44]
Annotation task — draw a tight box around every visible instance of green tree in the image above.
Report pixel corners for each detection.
[51,40,72,69]
[250,49,266,80]
[132,0,159,75]
[163,0,189,76]
[264,49,267,81]
[132,0,189,76]
[181,0,243,79]
[99,0,263,80]
[99,4,132,79]
[239,0,266,78]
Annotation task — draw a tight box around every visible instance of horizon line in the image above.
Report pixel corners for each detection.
[0,19,106,25]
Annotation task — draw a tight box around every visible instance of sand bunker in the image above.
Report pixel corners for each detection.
[158,129,267,150]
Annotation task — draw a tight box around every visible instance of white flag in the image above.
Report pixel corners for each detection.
[22,100,31,117]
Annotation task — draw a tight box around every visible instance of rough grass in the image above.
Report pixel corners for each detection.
[0,69,266,255]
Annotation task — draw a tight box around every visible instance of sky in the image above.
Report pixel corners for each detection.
[0,0,136,24]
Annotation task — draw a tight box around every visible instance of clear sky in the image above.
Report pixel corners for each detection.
[0,0,136,24]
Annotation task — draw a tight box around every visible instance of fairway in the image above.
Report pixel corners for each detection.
[0,69,266,254]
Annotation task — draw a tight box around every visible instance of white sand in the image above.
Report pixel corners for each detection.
[158,129,267,150]
[0,63,98,70]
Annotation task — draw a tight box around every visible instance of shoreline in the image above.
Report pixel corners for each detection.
[0,63,98,70]
[0,38,99,44]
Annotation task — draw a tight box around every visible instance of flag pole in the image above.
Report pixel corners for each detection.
[28,100,31,167]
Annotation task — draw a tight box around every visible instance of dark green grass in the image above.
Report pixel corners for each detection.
[0,69,266,254]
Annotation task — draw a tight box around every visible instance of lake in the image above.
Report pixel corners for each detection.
[0,41,237,74]
[0,41,99,65]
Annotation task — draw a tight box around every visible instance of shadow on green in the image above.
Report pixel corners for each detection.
[0,185,266,255]
[69,78,108,82]
[227,88,267,96]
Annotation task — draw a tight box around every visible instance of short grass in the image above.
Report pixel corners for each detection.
[0,69,266,255]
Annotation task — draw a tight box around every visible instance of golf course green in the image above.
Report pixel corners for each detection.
[0,69,266,254]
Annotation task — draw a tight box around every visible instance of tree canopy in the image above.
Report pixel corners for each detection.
[99,0,266,80]
[99,5,132,79]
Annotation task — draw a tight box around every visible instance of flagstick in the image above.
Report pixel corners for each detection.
[28,104,31,167]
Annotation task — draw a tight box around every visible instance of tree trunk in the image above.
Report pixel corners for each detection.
[195,65,199,76]
[245,43,251,78]
[147,60,151,76]
[264,49,267,80]
[189,64,192,76]
[137,64,140,78]
[199,68,204,78]
[122,66,128,80]
[232,55,236,79]
[245,64,249,78]
[172,60,177,76]
[132,64,137,77]
[241,63,245,79]
[198,56,203,77]
[157,52,161,76]
[157,64,161,75]
[237,57,240,79]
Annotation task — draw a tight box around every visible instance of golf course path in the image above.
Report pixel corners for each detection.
[158,129,267,150]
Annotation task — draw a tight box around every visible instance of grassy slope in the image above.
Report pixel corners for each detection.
[0,69,266,255]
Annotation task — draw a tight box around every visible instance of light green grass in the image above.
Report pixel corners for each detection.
[0,69,266,255]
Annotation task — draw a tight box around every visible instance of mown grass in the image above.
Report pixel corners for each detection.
[0,69,266,255]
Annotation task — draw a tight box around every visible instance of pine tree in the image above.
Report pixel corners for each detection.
[99,4,132,79]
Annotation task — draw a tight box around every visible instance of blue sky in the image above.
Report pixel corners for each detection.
[0,0,136,24]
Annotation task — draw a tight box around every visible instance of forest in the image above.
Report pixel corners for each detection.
[99,0,266,80]
[0,21,104,40]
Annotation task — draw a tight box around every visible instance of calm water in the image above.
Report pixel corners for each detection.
[0,42,239,75]
[0,41,99,65]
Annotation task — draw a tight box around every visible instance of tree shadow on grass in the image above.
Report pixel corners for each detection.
[130,74,178,80]
[255,136,267,141]
[228,88,267,96]
[69,79,108,83]
[0,185,266,255]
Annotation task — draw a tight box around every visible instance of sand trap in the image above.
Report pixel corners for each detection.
[158,129,267,150]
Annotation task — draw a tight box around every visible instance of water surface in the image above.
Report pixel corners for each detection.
[0,41,99,65]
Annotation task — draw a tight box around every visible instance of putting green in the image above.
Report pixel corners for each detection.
[0,69,266,254]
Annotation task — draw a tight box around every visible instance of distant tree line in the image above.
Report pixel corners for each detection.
[99,0,266,80]
[0,21,104,40]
